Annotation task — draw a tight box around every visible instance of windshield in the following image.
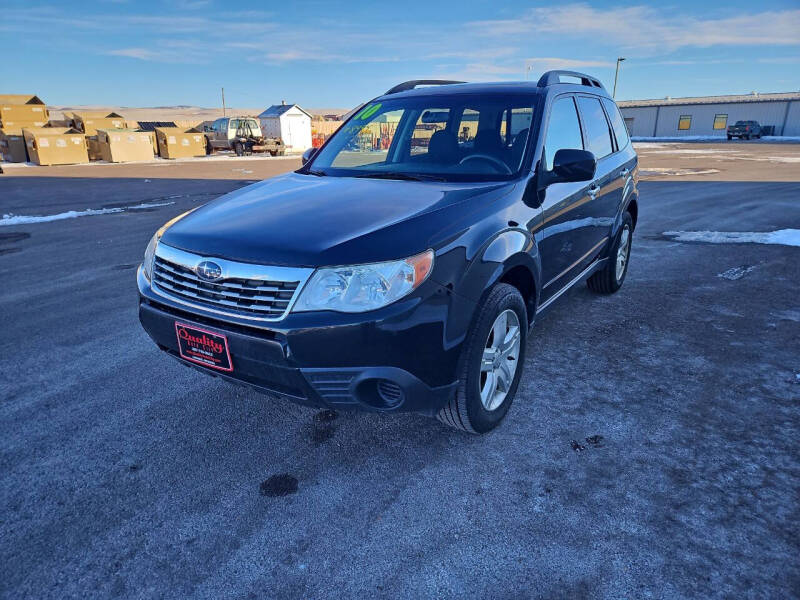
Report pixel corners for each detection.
[304,93,538,182]
[237,119,262,137]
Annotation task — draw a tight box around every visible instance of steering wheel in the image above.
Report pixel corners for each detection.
[458,153,512,175]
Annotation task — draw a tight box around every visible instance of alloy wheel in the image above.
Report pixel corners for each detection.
[616,225,631,281]
[479,309,522,411]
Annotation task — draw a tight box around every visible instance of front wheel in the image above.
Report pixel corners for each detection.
[437,283,527,434]
[587,212,633,294]
[234,142,244,156]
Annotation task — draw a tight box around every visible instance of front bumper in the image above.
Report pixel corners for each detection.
[137,267,464,415]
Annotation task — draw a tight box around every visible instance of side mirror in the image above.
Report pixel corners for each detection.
[547,149,596,185]
[301,147,316,165]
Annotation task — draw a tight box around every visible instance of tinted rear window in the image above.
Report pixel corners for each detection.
[577,96,613,159]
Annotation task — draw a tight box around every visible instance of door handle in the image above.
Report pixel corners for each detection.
[620,168,630,177]
[588,184,600,198]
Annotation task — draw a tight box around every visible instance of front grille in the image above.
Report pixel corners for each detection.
[151,243,312,322]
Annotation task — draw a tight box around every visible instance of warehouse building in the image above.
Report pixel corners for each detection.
[618,92,800,138]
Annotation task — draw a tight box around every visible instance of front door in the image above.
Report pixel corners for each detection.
[536,95,595,299]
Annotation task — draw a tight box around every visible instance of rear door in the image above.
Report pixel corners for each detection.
[575,95,620,257]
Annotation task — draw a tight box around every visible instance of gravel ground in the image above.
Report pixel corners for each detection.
[1,169,798,599]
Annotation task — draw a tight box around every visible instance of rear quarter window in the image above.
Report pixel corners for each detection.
[601,98,629,150]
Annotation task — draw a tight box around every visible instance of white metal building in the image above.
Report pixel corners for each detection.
[258,102,312,152]
[618,92,800,138]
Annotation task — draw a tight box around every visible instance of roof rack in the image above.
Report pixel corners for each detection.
[384,80,466,95]
[537,70,605,90]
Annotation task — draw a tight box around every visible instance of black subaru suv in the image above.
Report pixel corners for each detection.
[138,71,638,433]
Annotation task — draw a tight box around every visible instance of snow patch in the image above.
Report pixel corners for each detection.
[1,201,175,226]
[632,136,727,142]
[1,153,298,169]
[663,229,800,247]
[639,148,742,155]
[632,135,800,143]
[717,266,756,280]
[640,167,720,176]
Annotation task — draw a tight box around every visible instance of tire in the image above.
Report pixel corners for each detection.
[587,212,633,294]
[727,135,732,140]
[437,283,528,434]
[234,142,244,156]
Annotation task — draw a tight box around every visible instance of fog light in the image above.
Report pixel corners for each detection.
[376,380,404,408]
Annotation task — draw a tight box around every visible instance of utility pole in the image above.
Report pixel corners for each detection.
[613,57,625,99]
[221,87,226,117]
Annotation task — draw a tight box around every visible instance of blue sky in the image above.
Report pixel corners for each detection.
[2,0,799,109]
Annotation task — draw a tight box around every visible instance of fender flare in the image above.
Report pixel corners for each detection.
[461,228,541,317]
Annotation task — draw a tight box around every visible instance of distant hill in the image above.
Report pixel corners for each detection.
[49,105,350,124]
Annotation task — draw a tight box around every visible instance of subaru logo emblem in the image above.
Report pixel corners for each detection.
[196,260,223,282]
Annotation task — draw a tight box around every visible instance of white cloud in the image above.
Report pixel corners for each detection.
[108,48,160,61]
[469,4,800,51]
[6,3,800,78]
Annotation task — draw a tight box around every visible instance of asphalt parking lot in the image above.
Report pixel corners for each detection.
[1,146,799,598]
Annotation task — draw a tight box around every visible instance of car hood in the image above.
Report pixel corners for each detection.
[161,172,514,267]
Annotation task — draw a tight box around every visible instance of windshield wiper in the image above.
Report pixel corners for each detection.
[353,172,445,182]
[305,168,327,176]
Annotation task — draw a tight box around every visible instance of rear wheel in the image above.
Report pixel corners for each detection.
[437,283,527,434]
[234,141,244,156]
[727,135,732,140]
[587,212,633,294]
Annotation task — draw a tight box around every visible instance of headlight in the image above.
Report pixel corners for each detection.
[293,250,434,313]
[142,232,158,280]
[141,208,199,281]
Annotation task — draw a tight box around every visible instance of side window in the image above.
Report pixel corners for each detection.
[410,108,450,156]
[678,115,691,130]
[212,119,222,132]
[499,107,534,145]
[577,96,613,159]
[456,109,479,145]
[544,96,583,171]
[601,98,629,150]
[713,114,727,130]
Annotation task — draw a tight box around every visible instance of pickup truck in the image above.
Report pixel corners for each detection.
[204,116,285,156]
[727,120,762,140]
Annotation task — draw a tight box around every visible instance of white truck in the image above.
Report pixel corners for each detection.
[204,117,285,156]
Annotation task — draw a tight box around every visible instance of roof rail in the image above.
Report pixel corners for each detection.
[537,70,605,90]
[384,80,466,95]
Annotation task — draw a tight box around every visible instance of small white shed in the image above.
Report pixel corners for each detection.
[258,102,312,153]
